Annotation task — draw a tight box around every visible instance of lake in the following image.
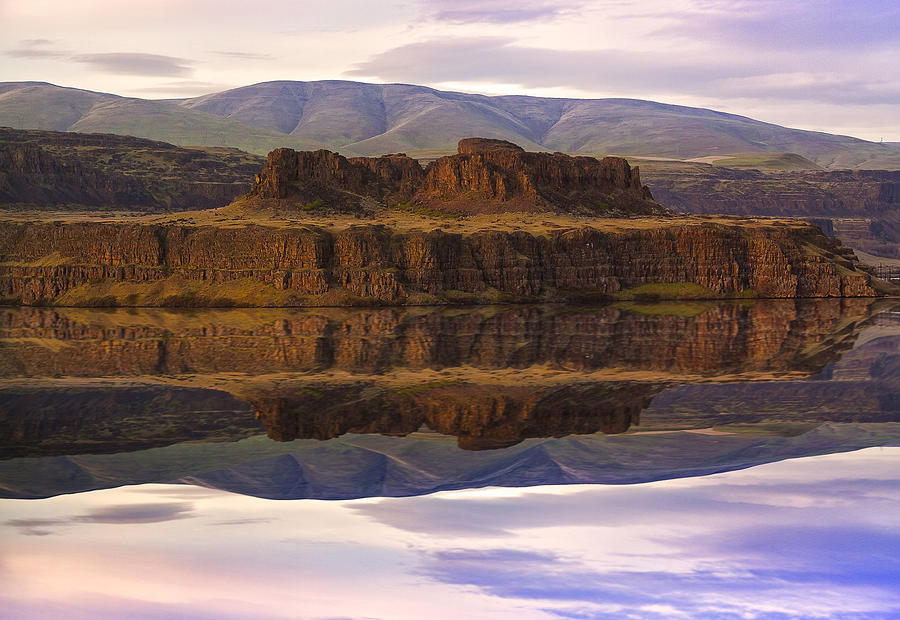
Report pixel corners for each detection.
[1,299,899,618]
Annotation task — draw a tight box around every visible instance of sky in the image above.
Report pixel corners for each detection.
[1,0,899,141]
[2,448,900,619]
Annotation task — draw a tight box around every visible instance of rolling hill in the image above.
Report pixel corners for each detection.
[2,80,900,169]
[0,82,326,154]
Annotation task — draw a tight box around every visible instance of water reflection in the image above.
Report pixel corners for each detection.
[1,299,898,499]
[2,449,899,619]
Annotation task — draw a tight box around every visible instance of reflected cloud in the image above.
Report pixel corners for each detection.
[3,517,68,536]
[4,501,194,535]
[1,450,899,618]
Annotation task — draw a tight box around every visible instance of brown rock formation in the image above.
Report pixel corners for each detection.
[0,218,878,306]
[251,148,423,206]
[644,166,900,218]
[0,127,259,211]
[251,138,663,215]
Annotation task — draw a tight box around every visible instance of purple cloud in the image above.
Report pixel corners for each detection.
[666,0,900,51]
[348,36,900,106]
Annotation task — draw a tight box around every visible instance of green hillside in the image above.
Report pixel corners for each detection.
[3,80,900,169]
[0,82,326,155]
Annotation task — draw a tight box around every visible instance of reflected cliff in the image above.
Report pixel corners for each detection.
[1,299,899,499]
[0,298,874,378]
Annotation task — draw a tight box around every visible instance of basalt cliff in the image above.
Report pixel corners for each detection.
[0,216,879,306]
[250,138,663,215]
[0,137,885,306]
[0,128,261,211]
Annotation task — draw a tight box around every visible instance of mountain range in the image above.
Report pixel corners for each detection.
[2,80,899,170]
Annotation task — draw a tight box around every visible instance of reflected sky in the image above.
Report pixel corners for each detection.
[2,448,899,619]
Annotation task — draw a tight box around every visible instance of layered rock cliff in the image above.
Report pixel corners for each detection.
[643,165,900,218]
[0,216,878,306]
[0,127,261,211]
[251,137,663,215]
[640,161,900,259]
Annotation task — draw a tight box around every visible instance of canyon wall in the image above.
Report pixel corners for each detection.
[645,167,900,218]
[0,128,259,211]
[641,163,900,259]
[0,218,878,306]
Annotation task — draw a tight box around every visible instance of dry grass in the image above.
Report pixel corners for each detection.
[52,275,298,308]
[0,203,816,237]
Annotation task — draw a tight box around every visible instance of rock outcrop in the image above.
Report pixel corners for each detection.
[251,138,663,215]
[640,163,900,259]
[0,127,261,211]
[644,166,900,218]
[0,217,879,306]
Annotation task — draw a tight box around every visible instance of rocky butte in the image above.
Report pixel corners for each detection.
[250,137,663,215]
[0,138,888,307]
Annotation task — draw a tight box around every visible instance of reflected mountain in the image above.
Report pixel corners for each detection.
[1,299,898,499]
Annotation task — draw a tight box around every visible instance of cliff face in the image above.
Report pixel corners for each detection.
[0,217,878,306]
[251,148,424,204]
[0,142,152,207]
[640,163,900,260]
[251,138,663,215]
[0,127,260,211]
[644,166,900,218]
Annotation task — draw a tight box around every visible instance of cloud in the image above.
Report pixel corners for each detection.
[212,51,274,60]
[348,36,900,106]
[420,0,578,23]
[72,53,193,77]
[5,39,68,59]
[666,0,900,51]
[211,518,273,526]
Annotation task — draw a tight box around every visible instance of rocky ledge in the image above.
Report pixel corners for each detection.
[250,137,664,215]
[0,216,879,306]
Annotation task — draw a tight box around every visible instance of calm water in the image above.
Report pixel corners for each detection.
[1,300,899,618]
